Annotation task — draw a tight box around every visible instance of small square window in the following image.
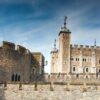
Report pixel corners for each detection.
[73,67,75,71]
[99,60,100,64]
[99,69,100,73]
[86,68,88,72]
[76,74,79,78]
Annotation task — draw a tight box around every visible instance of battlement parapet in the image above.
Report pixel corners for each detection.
[26,49,30,54]
[96,46,100,49]
[85,45,89,48]
[0,41,30,54]
[17,45,26,54]
[91,46,94,49]
[44,73,100,83]
[51,50,58,54]
[3,41,15,50]
[80,45,83,48]
[74,44,78,48]
[71,44,100,50]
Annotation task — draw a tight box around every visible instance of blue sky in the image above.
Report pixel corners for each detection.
[0,0,100,73]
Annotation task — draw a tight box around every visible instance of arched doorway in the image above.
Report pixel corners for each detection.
[11,74,21,82]
[12,74,15,81]
[15,74,17,81]
[18,75,20,81]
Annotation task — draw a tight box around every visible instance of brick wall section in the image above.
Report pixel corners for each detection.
[0,41,45,83]
[0,84,100,100]
[0,46,31,82]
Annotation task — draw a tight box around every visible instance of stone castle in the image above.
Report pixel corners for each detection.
[0,41,44,83]
[0,16,100,84]
[0,17,100,100]
[51,16,100,79]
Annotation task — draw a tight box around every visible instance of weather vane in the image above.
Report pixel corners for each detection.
[64,16,67,28]
[54,39,56,50]
[94,39,96,46]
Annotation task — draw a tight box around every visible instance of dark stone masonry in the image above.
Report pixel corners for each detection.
[0,41,45,83]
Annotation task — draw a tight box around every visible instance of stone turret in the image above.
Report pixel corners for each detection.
[58,16,71,74]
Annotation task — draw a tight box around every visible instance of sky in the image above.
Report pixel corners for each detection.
[0,0,100,73]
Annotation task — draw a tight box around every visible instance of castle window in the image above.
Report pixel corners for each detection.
[99,69,100,73]
[11,74,20,82]
[11,74,14,81]
[76,58,79,61]
[57,73,60,78]
[73,67,75,71]
[15,74,17,81]
[86,76,88,79]
[83,58,86,62]
[99,60,100,64]
[18,75,20,81]
[33,69,35,74]
[71,58,73,61]
[86,68,88,72]
[96,73,98,78]
[76,74,79,78]
[78,58,79,61]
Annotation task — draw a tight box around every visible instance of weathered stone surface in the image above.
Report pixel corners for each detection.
[0,84,100,100]
[0,41,45,83]
[51,17,100,80]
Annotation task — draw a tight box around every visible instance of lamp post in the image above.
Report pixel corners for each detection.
[34,60,48,91]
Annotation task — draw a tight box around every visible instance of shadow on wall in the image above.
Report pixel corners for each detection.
[0,84,5,100]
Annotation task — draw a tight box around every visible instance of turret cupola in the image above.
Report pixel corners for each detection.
[59,16,71,35]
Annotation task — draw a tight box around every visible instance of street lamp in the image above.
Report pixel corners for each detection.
[34,60,48,90]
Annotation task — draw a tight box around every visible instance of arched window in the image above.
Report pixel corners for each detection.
[15,74,17,81]
[12,74,15,81]
[86,68,88,72]
[33,69,35,74]
[18,75,20,81]
[86,76,88,79]
[76,74,79,78]
[96,73,98,78]
[99,69,100,73]
[73,67,75,71]
[57,73,60,78]
[71,58,73,61]
[11,74,20,82]
[99,60,100,64]
[78,58,79,61]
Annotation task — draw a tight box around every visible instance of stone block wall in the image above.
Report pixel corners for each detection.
[0,41,45,83]
[0,41,32,83]
[0,84,100,100]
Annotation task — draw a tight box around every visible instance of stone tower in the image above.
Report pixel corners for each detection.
[58,16,71,74]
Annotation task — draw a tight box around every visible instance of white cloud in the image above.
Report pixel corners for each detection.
[0,0,100,73]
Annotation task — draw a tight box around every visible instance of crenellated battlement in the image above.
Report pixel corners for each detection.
[1,83,100,100]
[17,45,27,54]
[1,41,30,54]
[71,44,100,50]
[3,41,15,50]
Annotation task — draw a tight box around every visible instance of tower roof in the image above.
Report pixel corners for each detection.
[51,39,58,54]
[59,16,71,35]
